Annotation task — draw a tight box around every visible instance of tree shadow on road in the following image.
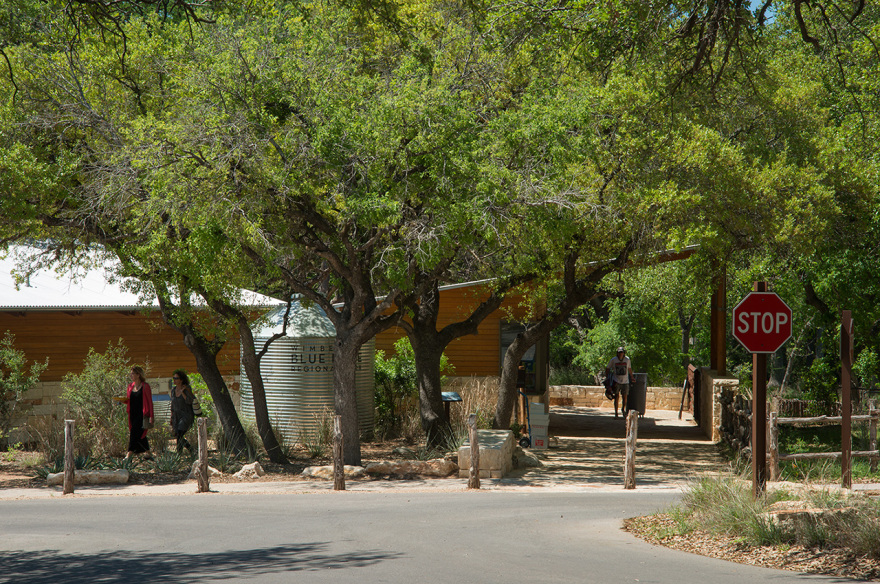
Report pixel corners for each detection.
[0,543,402,584]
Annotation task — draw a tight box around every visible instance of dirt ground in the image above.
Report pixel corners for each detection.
[0,437,407,489]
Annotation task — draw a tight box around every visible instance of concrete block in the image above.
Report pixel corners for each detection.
[458,429,514,479]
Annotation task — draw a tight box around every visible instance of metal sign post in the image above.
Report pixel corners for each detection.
[732,282,792,497]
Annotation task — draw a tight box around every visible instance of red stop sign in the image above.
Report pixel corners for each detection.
[732,292,792,354]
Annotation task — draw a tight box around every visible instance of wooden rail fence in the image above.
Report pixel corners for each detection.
[768,402,879,482]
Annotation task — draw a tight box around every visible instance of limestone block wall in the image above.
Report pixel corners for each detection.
[549,385,684,410]
[458,429,515,479]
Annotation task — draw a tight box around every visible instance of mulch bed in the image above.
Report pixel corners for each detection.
[625,514,880,581]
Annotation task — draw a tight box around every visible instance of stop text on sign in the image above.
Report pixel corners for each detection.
[735,311,789,335]
[731,291,793,354]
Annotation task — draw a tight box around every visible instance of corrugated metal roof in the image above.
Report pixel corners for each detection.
[0,246,278,312]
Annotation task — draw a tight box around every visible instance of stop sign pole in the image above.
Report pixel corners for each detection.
[732,282,793,497]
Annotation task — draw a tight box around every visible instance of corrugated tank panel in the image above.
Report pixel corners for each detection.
[239,336,375,445]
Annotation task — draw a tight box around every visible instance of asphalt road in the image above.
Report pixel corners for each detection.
[0,490,847,584]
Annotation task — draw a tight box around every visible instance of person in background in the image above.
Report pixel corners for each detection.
[169,369,196,454]
[124,366,153,460]
[607,347,634,419]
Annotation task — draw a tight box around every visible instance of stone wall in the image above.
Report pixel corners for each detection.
[698,368,739,443]
[718,386,752,460]
[549,385,684,410]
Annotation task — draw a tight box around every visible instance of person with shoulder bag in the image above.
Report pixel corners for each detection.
[606,346,634,419]
[169,369,196,454]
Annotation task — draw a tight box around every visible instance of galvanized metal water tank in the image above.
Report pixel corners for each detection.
[239,303,375,445]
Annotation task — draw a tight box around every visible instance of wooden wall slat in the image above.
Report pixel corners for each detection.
[0,311,240,382]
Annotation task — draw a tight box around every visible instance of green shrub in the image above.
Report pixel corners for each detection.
[60,340,135,458]
[548,366,596,386]
[373,337,453,441]
[0,331,48,449]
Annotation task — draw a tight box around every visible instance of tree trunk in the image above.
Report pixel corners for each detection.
[182,331,250,456]
[333,335,363,466]
[678,309,695,370]
[161,296,251,456]
[404,280,514,449]
[237,322,287,464]
[492,247,626,427]
[411,335,450,449]
[494,333,535,429]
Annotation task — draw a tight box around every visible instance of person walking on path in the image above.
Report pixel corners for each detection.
[607,347,634,419]
[124,366,154,460]
[169,369,196,454]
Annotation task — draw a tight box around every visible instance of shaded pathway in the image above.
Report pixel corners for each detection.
[500,406,728,489]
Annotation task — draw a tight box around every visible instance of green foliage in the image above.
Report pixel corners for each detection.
[0,331,47,447]
[548,366,596,386]
[799,358,840,415]
[572,296,682,386]
[374,338,453,439]
[680,474,786,545]
[854,348,879,391]
[152,451,189,473]
[667,473,880,557]
[60,340,134,458]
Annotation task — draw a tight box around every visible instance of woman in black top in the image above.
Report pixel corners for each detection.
[169,369,196,453]
[125,366,154,459]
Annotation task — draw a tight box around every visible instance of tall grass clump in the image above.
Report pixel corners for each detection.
[297,408,334,459]
[679,473,789,545]
[671,474,880,557]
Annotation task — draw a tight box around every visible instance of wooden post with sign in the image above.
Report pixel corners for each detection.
[841,311,853,489]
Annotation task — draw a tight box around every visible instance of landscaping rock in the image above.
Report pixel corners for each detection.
[233,462,266,480]
[513,448,543,468]
[762,500,858,538]
[364,459,458,477]
[187,463,222,480]
[46,470,129,486]
[302,465,365,479]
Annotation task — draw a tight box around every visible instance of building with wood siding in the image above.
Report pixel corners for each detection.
[1,248,542,435]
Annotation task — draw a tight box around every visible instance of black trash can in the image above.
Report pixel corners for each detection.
[627,373,648,415]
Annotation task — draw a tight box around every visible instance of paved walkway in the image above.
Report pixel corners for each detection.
[2,407,875,499]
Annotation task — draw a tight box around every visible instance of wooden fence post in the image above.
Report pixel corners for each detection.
[196,417,209,493]
[333,415,345,491]
[870,400,878,474]
[769,412,779,481]
[624,410,638,490]
[467,414,480,489]
[63,420,75,495]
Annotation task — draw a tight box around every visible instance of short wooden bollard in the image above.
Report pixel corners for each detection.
[870,401,878,474]
[333,415,345,491]
[624,410,638,490]
[769,412,780,481]
[63,420,75,495]
[467,414,480,489]
[196,417,209,493]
